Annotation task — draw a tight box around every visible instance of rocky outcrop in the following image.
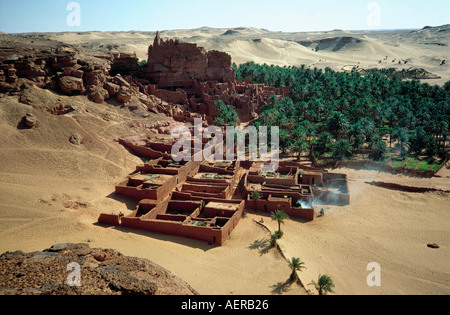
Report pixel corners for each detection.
[69,134,82,146]
[142,31,235,88]
[104,81,120,96]
[0,39,110,96]
[0,243,198,295]
[0,34,290,126]
[110,52,139,76]
[89,87,109,103]
[116,86,133,103]
[23,113,37,128]
[59,76,85,95]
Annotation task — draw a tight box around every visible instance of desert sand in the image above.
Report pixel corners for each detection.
[0,26,449,295]
[45,25,450,85]
[0,88,448,295]
[0,89,307,295]
[264,166,450,295]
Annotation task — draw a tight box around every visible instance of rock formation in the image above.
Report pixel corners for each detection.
[0,34,290,126]
[0,243,198,295]
[23,113,37,128]
[142,31,235,89]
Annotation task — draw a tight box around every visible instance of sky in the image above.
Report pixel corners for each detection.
[0,0,449,33]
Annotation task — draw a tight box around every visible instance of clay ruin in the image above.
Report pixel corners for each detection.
[1,33,290,124]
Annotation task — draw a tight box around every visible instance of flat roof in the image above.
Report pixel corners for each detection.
[270,196,290,202]
[133,174,173,185]
[193,172,232,180]
[205,202,239,211]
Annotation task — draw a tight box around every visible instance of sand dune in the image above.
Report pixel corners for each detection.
[41,26,450,85]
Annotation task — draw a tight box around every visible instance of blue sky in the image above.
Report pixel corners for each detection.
[0,0,449,33]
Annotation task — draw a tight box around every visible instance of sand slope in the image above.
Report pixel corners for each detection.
[0,90,307,295]
[44,25,450,85]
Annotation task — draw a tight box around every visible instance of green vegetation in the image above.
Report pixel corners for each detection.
[390,158,405,168]
[271,210,289,234]
[432,163,442,172]
[289,257,306,281]
[214,99,240,126]
[309,274,336,295]
[405,157,420,169]
[138,60,148,67]
[236,62,449,168]
[417,160,433,171]
[250,191,263,200]
[270,233,279,247]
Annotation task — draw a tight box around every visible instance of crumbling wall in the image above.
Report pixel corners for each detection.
[246,196,314,221]
[143,32,235,89]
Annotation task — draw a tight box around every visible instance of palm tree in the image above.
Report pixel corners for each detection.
[271,210,289,234]
[392,127,409,155]
[327,111,350,140]
[348,122,364,142]
[289,257,306,281]
[250,191,262,201]
[305,125,318,150]
[291,139,309,160]
[270,233,279,247]
[279,129,292,154]
[333,139,353,160]
[309,274,335,295]
[373,140,387,161]
[316,131,333,155]
[360,118,376,143]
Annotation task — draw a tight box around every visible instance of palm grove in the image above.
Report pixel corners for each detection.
[228,62,449,165]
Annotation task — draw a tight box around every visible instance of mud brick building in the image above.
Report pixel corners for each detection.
[99,138,350,245]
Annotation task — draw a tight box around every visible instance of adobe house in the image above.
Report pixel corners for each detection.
[115,172,178,202]
[313,174,350,205]
[100,198,245,246]
[243,169,315,221]
[246,194,315,221]
[114,136,221,201]
[245,161,350,205]
[99,140,350,245]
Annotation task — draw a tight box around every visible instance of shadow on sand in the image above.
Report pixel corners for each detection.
[105,192,139,211]
[270,278,297,295]
[248,238,272,256]
[94,221,217,252]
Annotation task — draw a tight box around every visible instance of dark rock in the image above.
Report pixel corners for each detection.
[97,265,158,295]
[69,134,82,146]
[104,81,120,96]
[112,75,130,88]
[46,243,71,252]
[427,243,440,249]
[31,251,61,259]
[0,243,198,295]
[24,113,37,128]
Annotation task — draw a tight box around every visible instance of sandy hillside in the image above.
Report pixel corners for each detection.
[0,88,448,295]
[45,25,450,85]
[260,166,450,295]
[0,90,307,295]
